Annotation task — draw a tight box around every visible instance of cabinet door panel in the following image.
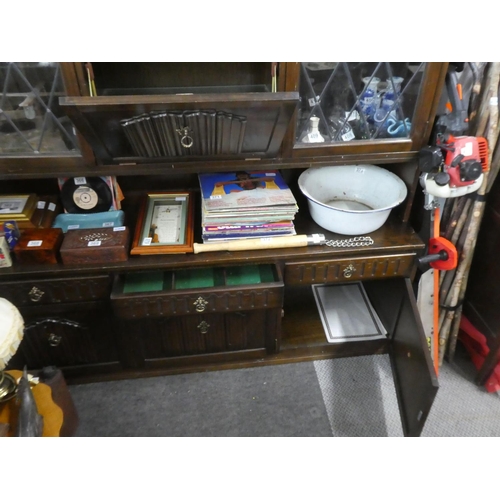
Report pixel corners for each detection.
[182,314,226,354]
[364,278,438,437]
[7,301,117,370]
[281,62,447,160]
[60,93,299,163]
[0,62,86,172]
[138,318,185,360]
[225,311,267,350]
[135,314,227,360]
[121,309,274,367]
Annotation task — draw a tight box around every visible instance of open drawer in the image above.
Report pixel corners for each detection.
[111,263,284,319]
[111,264,284,364]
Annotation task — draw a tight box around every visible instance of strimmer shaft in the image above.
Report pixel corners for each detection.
[193,234,325,254]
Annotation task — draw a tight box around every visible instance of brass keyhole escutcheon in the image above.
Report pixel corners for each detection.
[48,333,62,347]
[28,286,45,302]
[193,296,208,312]
[343,264,356,278]
[197,321,210,334]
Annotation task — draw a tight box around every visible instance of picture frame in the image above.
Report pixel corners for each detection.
[0,194,38,222]
[130,191,194,255]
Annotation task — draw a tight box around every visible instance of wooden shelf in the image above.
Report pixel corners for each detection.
[281,282,389,354]
[0,212,424,280]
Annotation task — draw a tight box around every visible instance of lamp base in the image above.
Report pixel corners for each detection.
[0,371,17,402]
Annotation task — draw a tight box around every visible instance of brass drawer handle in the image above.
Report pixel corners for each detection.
[29,286,45,302]
[193,296,208,312]
[343,264,356,278]
[47,333,62,347]
[197,321,210,334]
[177,126,194,148]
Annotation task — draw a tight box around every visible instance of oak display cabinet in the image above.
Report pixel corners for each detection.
[0,62,448,436]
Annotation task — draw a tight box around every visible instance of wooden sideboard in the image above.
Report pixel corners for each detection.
[1,62,447,436]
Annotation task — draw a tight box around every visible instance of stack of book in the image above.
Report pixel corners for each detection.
[198,170,298,243]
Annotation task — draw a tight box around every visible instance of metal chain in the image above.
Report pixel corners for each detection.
[324,236,374,248]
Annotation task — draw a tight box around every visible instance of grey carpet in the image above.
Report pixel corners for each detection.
[314,346,500,437]
[421,347,500,437]
[69,344,500,437]
[314,355,404,436]
[71,361,332,437]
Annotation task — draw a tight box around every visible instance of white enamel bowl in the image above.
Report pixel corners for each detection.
[298,165,408,235]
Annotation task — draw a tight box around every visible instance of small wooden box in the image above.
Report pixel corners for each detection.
[13,228,64,264]
[60,227,130,265]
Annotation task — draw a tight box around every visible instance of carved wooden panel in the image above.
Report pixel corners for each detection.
[112,287,284,320]
[7,301,117,370]
[121,309,272,365]
[60,93,299,163]
[0,275,111,306]
[284,254,415,285]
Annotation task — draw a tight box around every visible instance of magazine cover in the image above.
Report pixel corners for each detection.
[202,212,297,225]
[203,221,295,232]
[203,229,296,242]
[198,170,298,212]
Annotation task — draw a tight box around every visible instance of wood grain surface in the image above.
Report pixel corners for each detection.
[0,370,63,437]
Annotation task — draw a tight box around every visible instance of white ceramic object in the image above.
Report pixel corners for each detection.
[0,297,24,370]
[298,165,407,235]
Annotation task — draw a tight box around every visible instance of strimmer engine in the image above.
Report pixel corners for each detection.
[419,134,488,199]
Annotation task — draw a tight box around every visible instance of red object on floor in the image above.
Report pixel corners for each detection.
[459,315,500,392]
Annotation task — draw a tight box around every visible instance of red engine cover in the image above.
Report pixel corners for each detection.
[443,135,488,187]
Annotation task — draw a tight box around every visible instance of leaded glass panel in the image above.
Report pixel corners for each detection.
[0,62,80,156]
[296,62,426,144]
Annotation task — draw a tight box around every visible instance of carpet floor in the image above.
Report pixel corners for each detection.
[69,344,500,437]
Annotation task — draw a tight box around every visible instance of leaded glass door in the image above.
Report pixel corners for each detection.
[0,62,85,173]
[281,62,447,160]
[0,62,81,155]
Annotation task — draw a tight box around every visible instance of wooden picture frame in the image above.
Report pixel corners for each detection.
[130,191,194,255]
[0,194,37,222]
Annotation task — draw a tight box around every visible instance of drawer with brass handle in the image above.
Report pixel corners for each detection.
[0,274,112,307]
[111,264,284,320]
[284,253,416,286]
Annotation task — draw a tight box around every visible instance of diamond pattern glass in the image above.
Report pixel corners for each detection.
[0,62,80,155]
[296,62,426,144]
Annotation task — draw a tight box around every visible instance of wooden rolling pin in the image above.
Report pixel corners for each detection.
[193,234,325,254]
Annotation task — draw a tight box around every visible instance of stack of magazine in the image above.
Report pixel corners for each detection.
[198,170,299,243]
